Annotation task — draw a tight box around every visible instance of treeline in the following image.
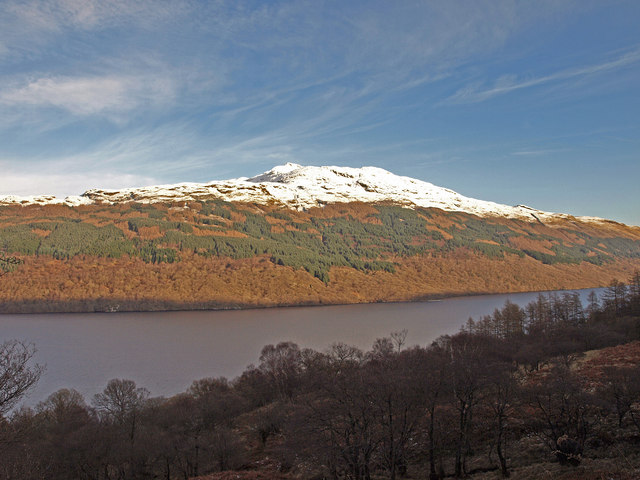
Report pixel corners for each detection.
[463,272,640,354]
[2,200,640,282]
[1,274,640,479]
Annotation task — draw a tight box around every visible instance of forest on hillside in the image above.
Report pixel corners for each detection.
[2,201,639,280]
[1,273,640,480]
[1,201,640,313]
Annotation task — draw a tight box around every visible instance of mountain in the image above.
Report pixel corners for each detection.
[0,163,606,223]
[0,164,639,313]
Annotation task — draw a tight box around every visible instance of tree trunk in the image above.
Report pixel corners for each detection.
[455,402,466,478]
[428,404,437,479]
[496,427,509,478]
[388,397,396,480]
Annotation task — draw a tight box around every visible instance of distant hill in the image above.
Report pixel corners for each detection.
[1,164,639,313]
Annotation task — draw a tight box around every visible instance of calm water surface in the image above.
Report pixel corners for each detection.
[0,288,602,405]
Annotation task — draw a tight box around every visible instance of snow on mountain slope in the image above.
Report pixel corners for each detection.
[0,194,92,207]
[0,163,609,224]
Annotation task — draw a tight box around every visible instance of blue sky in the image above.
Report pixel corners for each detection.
[0,1,639,225]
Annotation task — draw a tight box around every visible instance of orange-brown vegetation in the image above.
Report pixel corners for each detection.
[306,201,380,221]
[30,228,50,238]
[0,251,639,313]
[577,341,640,384]
[137,225,163,240]
[425,209,463,229]
[424,223,453,239]
[209,230,248,238]
[509,235,556,255]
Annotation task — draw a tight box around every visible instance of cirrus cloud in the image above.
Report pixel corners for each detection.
[0,74,176,115]
[444,47,640,105]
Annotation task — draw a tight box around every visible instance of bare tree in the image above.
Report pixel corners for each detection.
[600,365,640,429]
[448,334,489,477]
[0,340,44,416]
[93,379,149,422]
[258,342,303,401]
[390,329,408,352]
[628,270,640,315]
[294,347,378,480]
[523,363,596,461]
[603,279,627,317]
[93,378,149,442]
[420,345,450,480]
[484,363,519,477]
[368,342,422,480]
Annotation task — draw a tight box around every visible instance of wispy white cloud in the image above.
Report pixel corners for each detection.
[0,168,160,197]
[0,74,176,116]
[512,148,574,156]
[0,0,191,65]
[0,122,207,196]
[178,1,569,115]
[445,48,640,104]
[4,0,188,32]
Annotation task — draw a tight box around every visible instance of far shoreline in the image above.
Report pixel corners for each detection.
[0,284,608,317]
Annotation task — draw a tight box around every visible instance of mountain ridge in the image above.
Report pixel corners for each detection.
[0,163,617,226]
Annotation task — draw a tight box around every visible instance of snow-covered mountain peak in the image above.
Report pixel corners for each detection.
[248,164,434,192]
[249,162,303,180]
[0,164,610,224]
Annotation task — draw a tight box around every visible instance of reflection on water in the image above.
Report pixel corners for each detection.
[0,288,603,404]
